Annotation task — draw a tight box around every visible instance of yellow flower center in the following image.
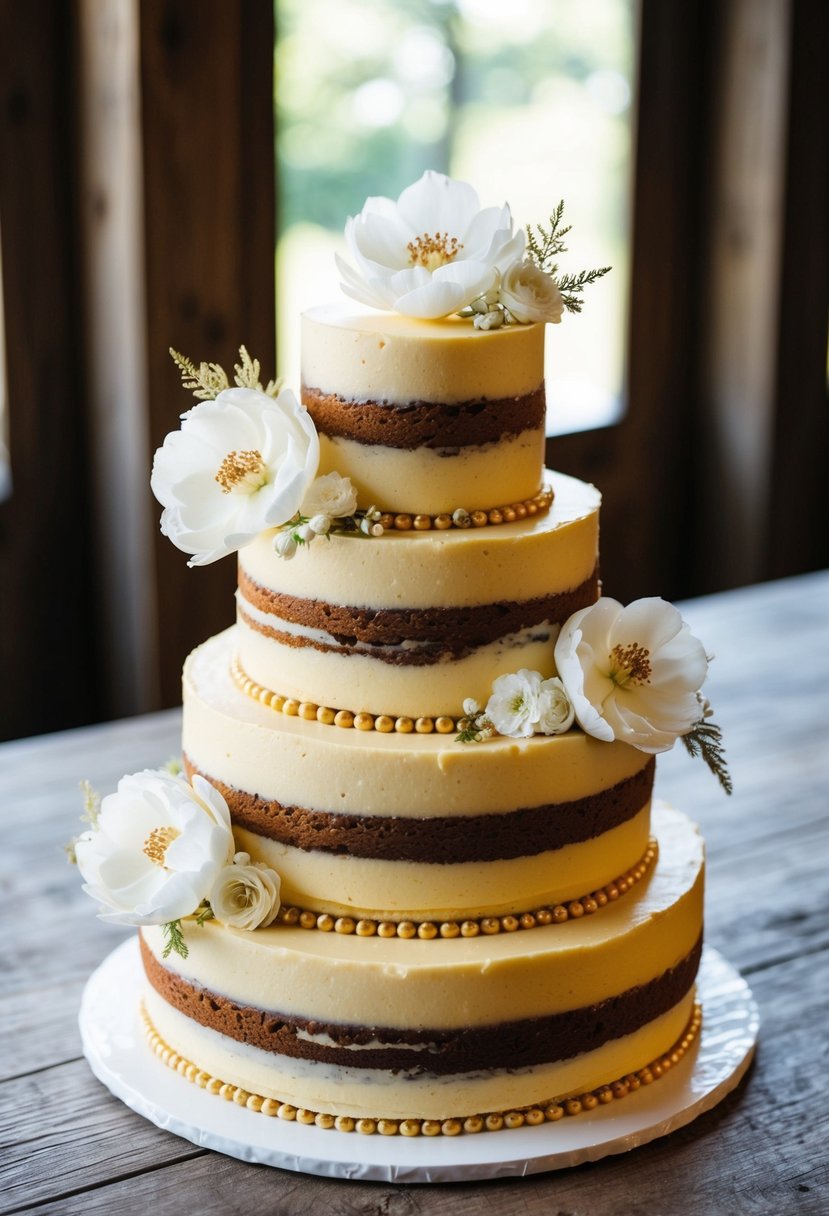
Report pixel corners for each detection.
[215,449,267,494]
[143,825,180,867]
[407,231,463,272]
[608,642,652,687]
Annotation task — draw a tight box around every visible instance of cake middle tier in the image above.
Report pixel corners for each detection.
[236,470,600,719]
[183,627,655,921]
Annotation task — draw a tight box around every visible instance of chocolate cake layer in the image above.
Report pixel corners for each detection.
[183,757,655,863]
[237,567,600,656]
[301,384,546,451]
[141,931,701,1076]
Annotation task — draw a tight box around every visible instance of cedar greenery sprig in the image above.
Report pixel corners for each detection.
[681,720,733,795]
[525,201,611,314]
[162,919,188,959]
[170,346,282,401]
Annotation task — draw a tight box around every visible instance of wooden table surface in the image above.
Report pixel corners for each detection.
[2,572,828,1215]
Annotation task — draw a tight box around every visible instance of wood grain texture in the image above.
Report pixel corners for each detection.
[0,3,100,741]
[1,575,827,1215]
[139,0,276,708]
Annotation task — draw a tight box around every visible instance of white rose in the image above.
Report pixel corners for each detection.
[336,170,525,320]
[499,259,564,324]
[209,860,281,930]
[151,386,320,566]
[535,676,575,735]
[301,471,358,520]
[554,597,709,753]
[75,771,234,926]
[485,669,544,738]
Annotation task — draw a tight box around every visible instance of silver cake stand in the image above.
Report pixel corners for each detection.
[79,939,758,1183]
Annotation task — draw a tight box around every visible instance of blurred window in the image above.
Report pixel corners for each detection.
[275,0,636,435]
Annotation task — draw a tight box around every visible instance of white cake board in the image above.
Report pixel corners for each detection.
[79,939,758,1182]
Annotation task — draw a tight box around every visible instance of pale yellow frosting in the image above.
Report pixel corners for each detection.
[144,986,695,1120]
[301,305,547,513]
[301,304,545,404]
[240,471,598,611]
[141,806,702,1119]
[315,429,546,515]
[236,469,599,715]
[183,629,654,917]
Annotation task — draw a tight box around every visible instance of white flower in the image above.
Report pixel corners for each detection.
[554,597,709,753]
[308,514,332,536]
[499,259,564,324]
[534,676,575,735]
[301,471,358,520]
[75,771,234,926]
[485,669,572,739]
[473,308,505,331]
[209,858,281,930]
[273,530,298,559]
[336,170,525,320]
[151,386,320,566]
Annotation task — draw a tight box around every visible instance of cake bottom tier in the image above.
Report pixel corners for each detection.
[140,806,703,1123]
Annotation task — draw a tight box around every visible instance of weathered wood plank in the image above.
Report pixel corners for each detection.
[0,1058,204,1213]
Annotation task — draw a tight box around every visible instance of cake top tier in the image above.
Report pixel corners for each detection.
[301,304,545,405]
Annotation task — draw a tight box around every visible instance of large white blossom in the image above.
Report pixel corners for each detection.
[75,771,235,927]
[499,258,564,324]
[485,669,574,739]
[336,171,525,320]
[209,852,281,931]
[554,597,709,753]
[151,386,320,566]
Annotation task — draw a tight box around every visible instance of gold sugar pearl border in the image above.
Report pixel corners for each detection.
[232,656,462,735]
[141,1001,702,1137]
[373,487,553,534]
[276,838,659,940]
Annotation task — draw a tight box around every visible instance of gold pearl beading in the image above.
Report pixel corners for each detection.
[275,839,658,938]
[374,487,553,534]
[141,1001,702,1137]
[232,657,461,735]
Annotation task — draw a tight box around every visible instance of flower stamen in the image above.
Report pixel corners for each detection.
[407,231,463,271]
[215,449,267,494]
[608,642,652,687]
[143,825,180,868]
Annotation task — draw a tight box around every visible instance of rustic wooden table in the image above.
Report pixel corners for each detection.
[2,572,828,1215]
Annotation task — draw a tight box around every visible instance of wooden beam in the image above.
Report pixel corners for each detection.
[0,3,100,739]
[139,0,276,707]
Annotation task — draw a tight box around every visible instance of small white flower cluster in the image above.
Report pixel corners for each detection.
[469,261,564,331]
[272,472,385,558]
[74,770,282,951]
[484,671,574,739]
[462,597,716,757]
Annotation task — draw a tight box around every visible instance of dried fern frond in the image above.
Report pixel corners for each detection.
[169,347,230,400]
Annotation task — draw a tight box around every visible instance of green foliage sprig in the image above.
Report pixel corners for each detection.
[680,720,733,795]
[170,346,282,400]
[162,919,188,959]
[525,202,611,313]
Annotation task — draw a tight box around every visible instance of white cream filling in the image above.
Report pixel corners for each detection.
[236,589,553,661]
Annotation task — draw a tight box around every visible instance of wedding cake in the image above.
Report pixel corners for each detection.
[75,172,727,1137]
